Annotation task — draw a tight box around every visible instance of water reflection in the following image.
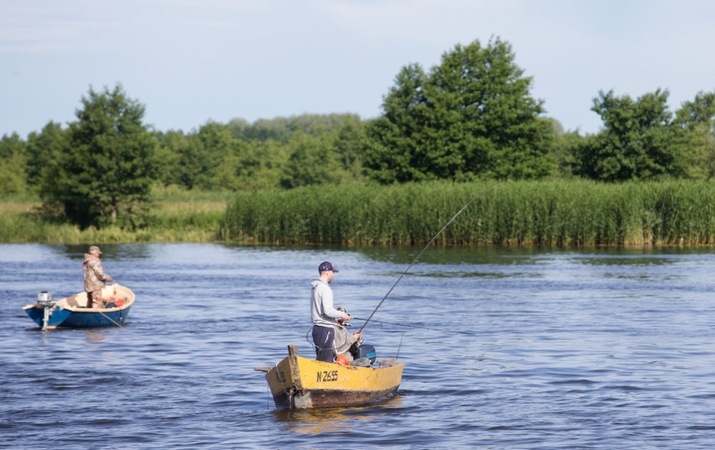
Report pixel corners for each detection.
[84,329,106,343]
[272,397,403,434]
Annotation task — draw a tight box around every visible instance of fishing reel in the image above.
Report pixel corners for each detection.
[351,337,364,349]
[336,306,352,327]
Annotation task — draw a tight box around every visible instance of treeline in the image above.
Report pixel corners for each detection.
[1,37,714,231]
[154,114,366,191]
[0,112,366,196]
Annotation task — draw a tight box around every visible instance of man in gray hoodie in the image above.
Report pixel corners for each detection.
[311,261,351,362]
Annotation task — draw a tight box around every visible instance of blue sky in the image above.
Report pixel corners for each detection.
[2,0,715,138]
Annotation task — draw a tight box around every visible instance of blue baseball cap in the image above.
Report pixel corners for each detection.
[318,261,339,273]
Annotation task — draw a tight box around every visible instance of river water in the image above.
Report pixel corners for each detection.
[2,243,715,449]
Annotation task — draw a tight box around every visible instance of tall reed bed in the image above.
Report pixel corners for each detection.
[220,180,715,246]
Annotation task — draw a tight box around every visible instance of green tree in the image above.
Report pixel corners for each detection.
[153,129,185,187]
[280,130,344,188]
[25,122,68,189]
[0,133,27,195]
[41,84,158,228]
[574,89,681,181]
[364,38,554,183]
[363,63,433,183]
[544,117,588,178]
[175,122,238,190]
[233,140,288,190]
[674,91,715,179]
[334,116,366,182]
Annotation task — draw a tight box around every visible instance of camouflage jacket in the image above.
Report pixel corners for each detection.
[83,254,112,292]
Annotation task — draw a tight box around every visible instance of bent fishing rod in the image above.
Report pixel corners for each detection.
[358,185,492,333]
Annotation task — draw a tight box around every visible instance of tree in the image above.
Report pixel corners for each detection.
[280,130,344,188]
[363,38,554,183]
[41,84,158,229]
[573,89,681,181]
[333,116,366,182]
[233,139,288,190]
[25,122,68,189]
[174,122,240,190]
[547,119,586,179]
[674,91,715,179]
[0,133,27,195]
[153,129,185,187]
[363,64,429,183]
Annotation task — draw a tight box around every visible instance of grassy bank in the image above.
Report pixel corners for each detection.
[0,188,231,243]
[220,180,715,246]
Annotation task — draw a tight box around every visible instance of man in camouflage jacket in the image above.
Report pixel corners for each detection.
[83,245,113,308]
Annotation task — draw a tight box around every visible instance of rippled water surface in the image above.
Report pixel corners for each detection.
[2,244,715,449]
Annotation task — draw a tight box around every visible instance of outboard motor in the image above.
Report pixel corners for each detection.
[349,340,377,365]
[37,291,55,330]
[356,344,377,364]
[37,291,55,307]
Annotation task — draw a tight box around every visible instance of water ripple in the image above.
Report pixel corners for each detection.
[3,244,715,448]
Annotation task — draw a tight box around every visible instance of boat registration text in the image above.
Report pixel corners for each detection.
[317,370,338,383]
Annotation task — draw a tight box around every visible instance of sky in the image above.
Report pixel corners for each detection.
[2,0,715,138]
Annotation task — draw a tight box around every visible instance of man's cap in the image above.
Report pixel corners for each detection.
[89,245,102,254]
[319,261,338,273]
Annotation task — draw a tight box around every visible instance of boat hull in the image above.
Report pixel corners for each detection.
[22,284,135,330]
[265,354,403,409]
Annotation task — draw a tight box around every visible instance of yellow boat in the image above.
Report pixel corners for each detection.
[256,345,404,409]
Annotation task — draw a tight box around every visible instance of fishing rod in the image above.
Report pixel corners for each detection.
[358,186,491,333]
[353,317,479,337]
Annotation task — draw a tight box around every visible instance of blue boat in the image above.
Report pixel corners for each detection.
[22,284,135,330]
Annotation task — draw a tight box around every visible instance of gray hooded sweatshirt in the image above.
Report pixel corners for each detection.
[311,278,344,328]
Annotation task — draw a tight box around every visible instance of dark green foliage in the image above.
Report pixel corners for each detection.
[153,114,363,191]
[153,130,185,187]
[0,133,28,195]
[25,122,68,188]
[334,116,366,179]
[176,122,239,190]
[280,130,343,188]
[549,127,585,179]
[673,91,715,179]
[40,84,158,229]
[573,89,682,181]
[364,38,555,183]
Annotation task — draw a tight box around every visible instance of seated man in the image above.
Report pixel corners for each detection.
[334,307,362,363]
